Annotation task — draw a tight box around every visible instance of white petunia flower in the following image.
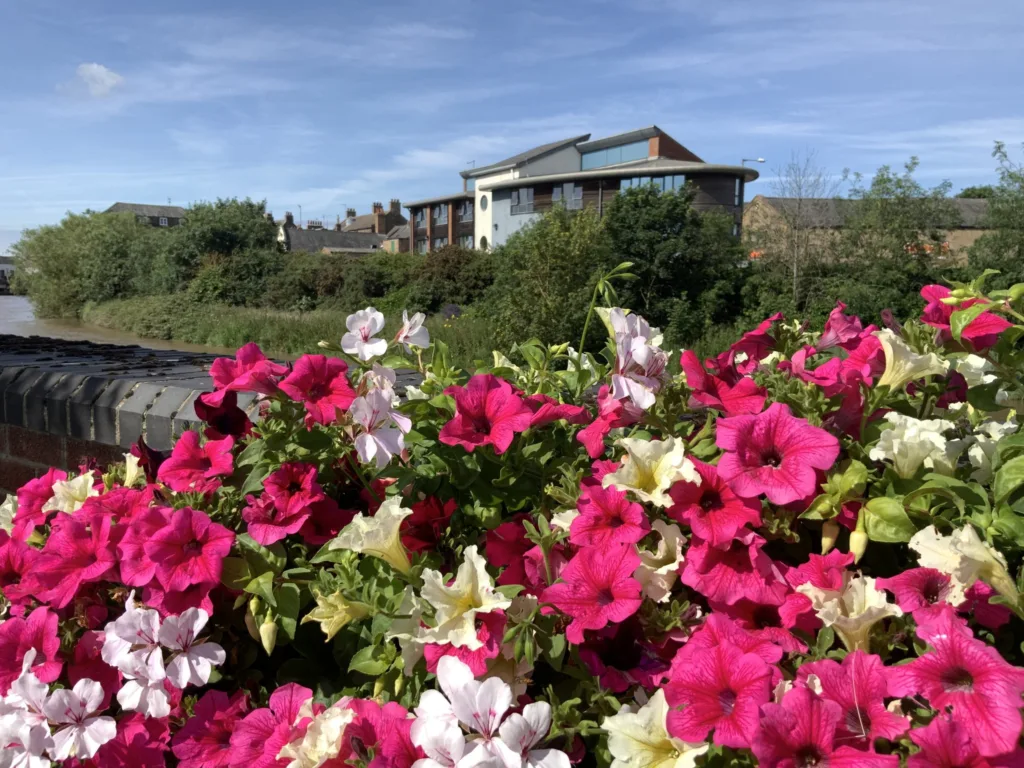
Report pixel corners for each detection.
[965,419,1018,483]
[421,546,512,650]
[158,608,226,688]
[277,702,356,768]
[41,474,99,515]
[341,307,388,361]
[0,494,15,533]
[603,437,700,507]
[796,573,902,652]
[634,520,685,603]
[329,496,413,574]
[951,354,997,388]
[44,679,116,761]
[868,412,957,479]
[911,524,1018,602]
[122,452,143,489]
[386,586,430,674]
[875,329,949,391]
[602,688,708,768]
[396,310,430,352]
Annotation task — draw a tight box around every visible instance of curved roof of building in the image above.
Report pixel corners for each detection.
[479,159,759,190]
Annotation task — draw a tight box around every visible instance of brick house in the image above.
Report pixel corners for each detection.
[339,200,407,235]
[105,202,187,228]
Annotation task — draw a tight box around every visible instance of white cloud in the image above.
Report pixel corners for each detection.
[70,63,124,98]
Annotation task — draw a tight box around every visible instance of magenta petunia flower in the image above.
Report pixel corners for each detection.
[0,529,39,604]
[117,506,171,587]
[578,617,669,693]
[423,610,505,676]
[297,498,355,548]
[486,514,532,588]
[12,467,67,540]
[541,544,642,644]
[907,715,1023,768]
[876,567,961,619]
[668,458,762,548]
[263,462,325,519]
[195,389,253,440]
[754,686,899,768]
[921,284,1012,350]
[682,530,789,607]
[144,507,235,593]
[21,510,119,608]
[710,312,783,380]
[157,430,235,494]
[523,392,591,428]
[709,598,813,654]
[143,580,216,619]
[680,350,766,416]
[68,630,121,711]
[672,614,784,673]
[798,651,909,748]
[242,492,306,546]
[818,301,870,351]
[786,550,854,592]
[0,606,63,694]
[173,689,250,768]
[889,607,1024,757]
[570,483,650,548]
[278,354,356,426]
[665,640,772,749]
[91,712,170,767]
[81,486,153,523]
[716,402,840,505]
[205,342,287,407]
[960,581,1012,631]
[439,374,533,455]
[229,683,313,768]
[341,699,420,768]
[401,496,457,554]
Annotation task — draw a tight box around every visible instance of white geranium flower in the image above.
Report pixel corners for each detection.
[411,718,467,768]
[44,679,116,761]
[396,310,430,352]
[158,608,226,688]
[611,335,669,411]
[328,496,413,574]
[278,703,356,768]
[0,720,53,768]
[41,474,98,515]
[634,521,685,603]
[875,329,949,391]
[868,412,956,479]
[603,437,700,507]
[352,389,412,469]
[495,701,570,768]
[421,546,512,650]
[951,354,997,388]
[796,573,901,652]
[603,688,709,768]
[911,525,1018,602]
[0,494,16,533]
[341,307,387,361]
[101,591,163,672]
[115,650,169,719]
[5,650,50,730]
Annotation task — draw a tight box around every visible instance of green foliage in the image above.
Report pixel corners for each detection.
[968,142,1024,287]
[405,245,495,312]
[958,184,998,198]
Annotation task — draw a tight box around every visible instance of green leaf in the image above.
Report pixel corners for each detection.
[240,464,270,496]
[537,632,567,671]
[950,303,992,341]
[863,497,916,543]
[236,439,266,468]
[236,533,287,575]
[815,626,835,657]
[220,557,251,590]
[838,460,868,498]
[275,582,302,642]
[995,455,1024,506]
[496,584,524,599]
[348,646,389,676]
[244,571,277,607]
[967,381,1004,412]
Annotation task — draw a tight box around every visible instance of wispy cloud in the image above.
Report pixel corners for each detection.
[58,63,124,98]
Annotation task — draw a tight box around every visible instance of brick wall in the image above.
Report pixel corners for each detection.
[0,423,129,494]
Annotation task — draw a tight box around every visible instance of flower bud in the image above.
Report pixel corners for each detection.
[821,521,840,554]
[849,530,869,563]
[244,610,259,641]
[260,615,278,655]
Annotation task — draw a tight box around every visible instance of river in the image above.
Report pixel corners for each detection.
[0,295,233,354]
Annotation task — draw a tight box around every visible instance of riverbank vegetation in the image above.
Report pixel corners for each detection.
[13,144,1024,365]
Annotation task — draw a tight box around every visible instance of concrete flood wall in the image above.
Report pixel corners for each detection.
[0,334,253,494]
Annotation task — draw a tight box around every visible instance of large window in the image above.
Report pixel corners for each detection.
[458,200,474,222]
[432,236,449,249]
[459,234,474,248]
[553,183,583,209]
[466,178,476,192]
[432,204,448,225]
[158,217,168,227]
[415,238,427,254]
[734,178,743,206]
[510,187,535,214]
[581,140,649,170]
[621,174,686,192]
[414,209,426,226]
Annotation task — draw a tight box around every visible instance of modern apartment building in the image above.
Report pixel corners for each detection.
[404,126,758,253]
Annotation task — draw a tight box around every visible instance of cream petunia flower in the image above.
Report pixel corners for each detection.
[603,437,700,507]
[42,473,99,514]
[911,525,1018,603]
[868,412,957,479]
[421,545,511,650]
[300,591,371,641]
[385,586,429,675]
[123,452,144,489]
[603,688,709,768]
[328,496,413,574]
[634,521,685,603]
[0,494,15,533]
[797,573,902,652]
[278,703,356,768]
[875,329,949,391]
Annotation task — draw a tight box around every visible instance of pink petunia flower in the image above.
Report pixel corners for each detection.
[876,567,962,619]
[786,550,854,592]
[195,389,254,440]
[424,611,505,676]
[342,699,421,768]
[907,714,1024,768]
[68,630,121,711]
[144,507,235,592]
[117,506,171,587]
[157,430,235,494]
[487,515,532,589]
[668,458,762,548]
[961,581,1013,631]
[711,312,783,380]
[570,483,650,548]
[716,402,840,505]
[91,712,170,768]
[439,374,533,455]
[578,616,669,693]
[0,529,39,603]
[889,607,1024,757]
[173,689,251,768]
[754,686,899,768]
[0,606,63,694]
[143,580,216,619]
[680,350,766,415]
[401,497,457,554]
[798,651,909,748]
[665,641,772,748]
[278,354,357,425]
[21,510,120,608]
[81,486,154,523]
[541,544,642,644]
[818,302,870,351]
[710,598,813,654]
[523,393,591,428]
[263,462,325,519]
[229,683,313,768]
[298,498,355,547]
[671,613,784,677]
[205,342,287,407]
[12,467,67,540]
[576,385,644,459]
[682,530,789,607]
[921,285,1012,350]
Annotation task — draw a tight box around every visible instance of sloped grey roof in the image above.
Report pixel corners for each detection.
[576,126,660,153]
[106,202,187,218]
[286,228,385,253]
[755,196,990,229]
[385,224,409,240]
[405,191,472,208]
[461,134,591,179]
[341,213,376,231]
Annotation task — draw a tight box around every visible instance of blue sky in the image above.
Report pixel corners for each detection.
[1,0,1022,253]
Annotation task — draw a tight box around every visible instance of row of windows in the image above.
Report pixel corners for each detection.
[581,139,649,170]
[414,200,475,227]
[552,182,583,210]
[510,186,535,214]
[416,235,481,252]
[621,174,688,192]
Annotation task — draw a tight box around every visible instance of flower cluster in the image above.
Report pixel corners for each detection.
[4,275,1024,767]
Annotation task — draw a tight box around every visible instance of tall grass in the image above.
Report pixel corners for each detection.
[82,295,495,369]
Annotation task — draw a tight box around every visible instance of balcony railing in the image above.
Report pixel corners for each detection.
[510,202,535,215]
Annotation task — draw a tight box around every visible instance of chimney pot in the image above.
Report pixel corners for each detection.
[372,201,383,214]
[284,212,295,228]
[390,199,401,213]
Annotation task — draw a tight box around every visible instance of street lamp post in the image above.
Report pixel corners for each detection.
[742,157,766,167]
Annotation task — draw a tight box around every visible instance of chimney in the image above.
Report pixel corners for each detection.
[373,210,387,234]
[389,199,401,214]
[372,201,384,214]
[284,211,295,229]
[335,215,342,232]
[346,207,357,218]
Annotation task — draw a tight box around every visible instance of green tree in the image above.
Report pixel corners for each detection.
[968,142,1024,287]
[958,184,997,198]
[487,206,614,349]
[603,184,746,343]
